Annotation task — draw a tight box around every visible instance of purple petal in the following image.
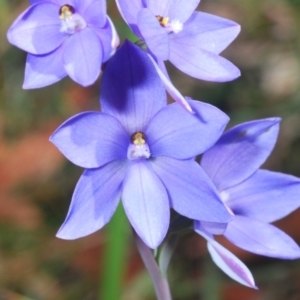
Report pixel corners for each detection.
[170,12,240,54]
[46,0,106,18]
[83,0,107,28]
[137,8,169,60]
[116,0,145,36]
[69,0,101,15]
[7,2,67,55]
[101,41,167,135]
[224,216,300,259]
[107,16,120,51]
[50,112,129,168]
[154,57,170,78]
[29,0,48,4]
[201,118,281,191]
[147,0,171,19]
[57,160,127,239]
[225,169,300,223]
[54,0,73,5]
[165,0,200,23]
[122,161,169,249]
[91,19,114,62]
[151,157,232,223]
[198,221,228,235]
[63,27,102,86]
[207,242,256,288]
[147,0,199,23]
[146,99,229,159]
[148,55,192,112]
[169,44,240,82]
[23,47,67,89]
[195,225,257,288]
[30,0,65,5]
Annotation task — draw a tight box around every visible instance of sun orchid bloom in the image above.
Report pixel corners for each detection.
[7,0,118,88]
[116,0,240,111]
[50,41,232,248]
[195,118,300,288]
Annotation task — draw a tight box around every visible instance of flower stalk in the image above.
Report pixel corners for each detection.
[134,230,172,300]
[100,204,130,300]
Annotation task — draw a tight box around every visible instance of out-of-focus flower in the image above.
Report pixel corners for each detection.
[116,0,240,111]
[50,41,231,248]
[7,0,118,88]
[195,118,300,288]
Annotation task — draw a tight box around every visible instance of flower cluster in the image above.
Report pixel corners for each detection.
[7,0,300,292]
[195,118,300,287]
[50,42,231,248]
[7,0,118,88]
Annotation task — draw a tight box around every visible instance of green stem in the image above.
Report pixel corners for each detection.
[99,204,130,300]
[158,234,179,277]
[134,231,172,300]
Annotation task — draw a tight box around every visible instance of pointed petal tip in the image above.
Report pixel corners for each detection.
[231,23,241,36]
[205,62,241,83]
[142,234,165,249]
[147,54,191,111]
[133,220,168,249]
[225,217,300,260]
[122,161,169,250]
[261,117,281,125]
[208,241,257,288]
[22,82,31,90]
[132,223,167,249]
[218,63,241,82]
[70,68,101,87]
[107,16,120,50]
[183,98,194,113]
[56,228,87,240]
[186,99,230,138]
[48,132,59,144]
[79,81,94,87]
[247,117,281,136]
[6,25,18,48]
[225,67,241,82]
[283,248,300,260]
[49,128,59,144]
[22,79,50,90]
[56,229,76,240]
[265,117,281,124]
[6,29,14,45]
[170,44,242,83]
[188,98,230,123]
[236,23,241,31]
[197,227,257,288]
